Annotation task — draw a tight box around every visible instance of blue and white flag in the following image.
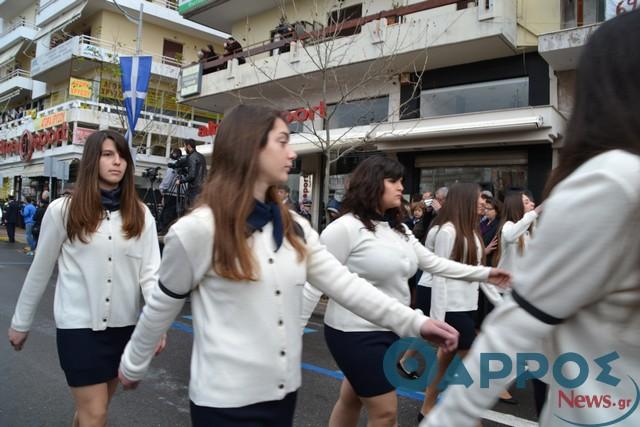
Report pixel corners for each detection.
[119,56,152,153]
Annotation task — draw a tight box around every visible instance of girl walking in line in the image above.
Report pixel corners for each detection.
[117,105,480,427]
[8,130,164,426]
[300,159,511,427]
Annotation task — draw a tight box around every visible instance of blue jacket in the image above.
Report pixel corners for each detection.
[22,203,36,224]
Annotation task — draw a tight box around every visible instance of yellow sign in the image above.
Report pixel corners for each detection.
[69,78,93,99]
[35,111,66,130]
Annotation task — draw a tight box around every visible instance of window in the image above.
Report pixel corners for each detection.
[327,3,362,37]
[162,39,183,65]
[328,96,389,129]
[420,77,529,118]
[420,166,527,198]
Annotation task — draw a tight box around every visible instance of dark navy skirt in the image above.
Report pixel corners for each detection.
[443,311,477,350]
[56,326,135,387]
[190,392,297,427]
[324,324,399,397]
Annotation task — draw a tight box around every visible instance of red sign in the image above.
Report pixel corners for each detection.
[198,102,327,137]
[0,123,70,161]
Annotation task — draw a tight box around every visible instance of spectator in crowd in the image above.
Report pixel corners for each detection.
[3,195,19,243]
[32,196,50,251]
[177,139,207,208]
[159,148,188,234]
[223,37,245,65]
[21,196,36,256]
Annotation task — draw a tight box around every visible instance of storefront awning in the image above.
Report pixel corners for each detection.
[20,164,46,178]
[35,1,87,39]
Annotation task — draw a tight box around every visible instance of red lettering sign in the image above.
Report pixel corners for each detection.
[0,123,69,161]
[197,102,327,137]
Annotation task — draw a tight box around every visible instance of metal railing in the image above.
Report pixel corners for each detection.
[0,69,31,84]
[147,0,178,11]
[197,0,461,74]
[0,99,205,132]
[77,35,185,67]
[0,20,39,38]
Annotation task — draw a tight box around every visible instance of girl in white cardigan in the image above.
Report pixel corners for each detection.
[424,11,640,426]
[420,183,503,420]
[300,159,511,427]
[8,130,163,427]
[494,191,543,274]
[117,105,479,427]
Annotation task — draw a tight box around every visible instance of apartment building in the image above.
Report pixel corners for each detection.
[0,0,225,199]
[176,0,629,223]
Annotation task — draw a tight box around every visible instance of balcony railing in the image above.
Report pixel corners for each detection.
[147,0,178,11]
[0,69,31,84]
[0,20,39,38]
[0,99,206,133]
[197,0,462,75]
[78,35,185,67]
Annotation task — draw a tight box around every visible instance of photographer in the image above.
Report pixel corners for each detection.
[160,149,188,233]
[177,139,207,207]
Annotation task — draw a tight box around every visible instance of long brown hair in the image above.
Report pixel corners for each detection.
[431,183,483,265]
[493,191,526,265]
[66,130,144,243]
[198,104,306,281]
[339,156,406,234]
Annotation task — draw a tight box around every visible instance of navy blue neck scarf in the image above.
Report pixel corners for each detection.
[100,187,122,212]
[247,200,284,251]
[373,212,399,229]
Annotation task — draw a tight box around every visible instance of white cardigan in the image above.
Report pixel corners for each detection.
[497,210,538,274]
[300,214,491,332]
[120,207,432,408]
[11,197,160,332]
[428,223,502,321]
[424,150,640,426]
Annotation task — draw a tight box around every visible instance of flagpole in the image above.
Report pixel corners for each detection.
[136,3,143,55]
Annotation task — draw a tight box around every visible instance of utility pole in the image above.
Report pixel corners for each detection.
[136,2,143,55]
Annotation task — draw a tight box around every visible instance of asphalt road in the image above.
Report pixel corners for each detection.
[0,239,539,426]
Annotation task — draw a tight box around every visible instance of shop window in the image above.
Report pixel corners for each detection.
[419,166,527,200]
[420,77,529,118]
[327,3,362,37]
[327,96,389,129]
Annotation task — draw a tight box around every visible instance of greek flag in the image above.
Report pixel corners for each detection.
[120,56,152,155]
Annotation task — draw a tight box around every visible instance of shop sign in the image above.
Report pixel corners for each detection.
[73,126,94,145]
[180,63,202,98]
[197,102,327,137]
[0,123,70,161]
[178,0,209,14]
[69,77,93,99]
[35,111,66,131]
[31,37,79,76]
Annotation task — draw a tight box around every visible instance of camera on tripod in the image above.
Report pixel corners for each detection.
[167,155,189,179]
[142,166,160,181]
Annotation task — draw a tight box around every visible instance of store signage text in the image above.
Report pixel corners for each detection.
[0,123,70,161]
[197,102,327,137]
[35,111,66,131]
[69,77,93,99]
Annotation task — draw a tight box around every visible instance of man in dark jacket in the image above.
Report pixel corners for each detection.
[179,139,207,208]
[3,195,19,243]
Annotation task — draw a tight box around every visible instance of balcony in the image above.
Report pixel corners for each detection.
[0,20,38,51]
[31,35,185,83]
[0,70,45,102]
[539,0,634,71]
[36,0,85,27]
[178,0,519,112]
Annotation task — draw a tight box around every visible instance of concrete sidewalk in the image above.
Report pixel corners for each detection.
[0,226,28,245]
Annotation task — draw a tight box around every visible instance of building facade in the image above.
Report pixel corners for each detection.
[176,0,630,225]
[0,0,226,200]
